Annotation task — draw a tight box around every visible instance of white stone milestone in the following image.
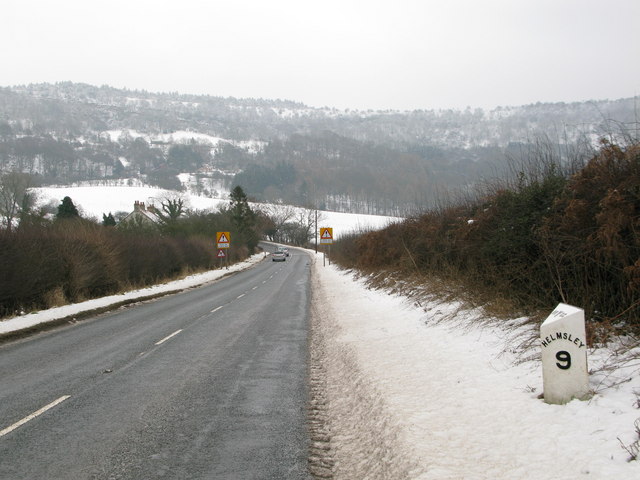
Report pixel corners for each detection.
[540,303,589,404]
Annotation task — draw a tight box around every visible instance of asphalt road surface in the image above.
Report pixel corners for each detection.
[0,247,311,479]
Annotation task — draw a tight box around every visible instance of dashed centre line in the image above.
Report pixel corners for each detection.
[1,268,283,440]
[155,329,183,345]
[0,395,71,438]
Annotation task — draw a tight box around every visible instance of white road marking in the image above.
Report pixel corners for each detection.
[155,329,183,345]
[252,286,258,290]
[237,293,245,299]
[211,306,224,313]
[0,395,71,438]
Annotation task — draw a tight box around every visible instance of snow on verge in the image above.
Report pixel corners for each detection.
[310,259,640,480]
[0,255,266,335]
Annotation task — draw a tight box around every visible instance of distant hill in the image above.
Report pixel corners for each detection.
[0,82,636,215]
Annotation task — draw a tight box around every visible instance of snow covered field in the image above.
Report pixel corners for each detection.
[34,184,399,239]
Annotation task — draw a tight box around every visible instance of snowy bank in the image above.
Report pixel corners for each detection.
[310,259,640,479]
[0,254,266,336]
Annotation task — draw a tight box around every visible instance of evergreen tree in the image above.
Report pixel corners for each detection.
[229,186,253,227]
[102,212,116,226]
[56,196,80,219]
[228,185,259,251]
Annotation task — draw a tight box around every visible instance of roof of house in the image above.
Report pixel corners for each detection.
[119,201,162,225]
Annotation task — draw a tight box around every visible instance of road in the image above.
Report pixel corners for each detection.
[0,246,311,479]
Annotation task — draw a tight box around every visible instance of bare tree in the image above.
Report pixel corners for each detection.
[259,204,297,242]
[154,193,189,223]
[259,205,323,246]
[0,172,36,231]
[285,208,324,246]
[298,208,323,245]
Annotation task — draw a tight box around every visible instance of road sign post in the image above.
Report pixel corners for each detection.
[319,228,333,266]
[216,232,230,269]
[217,248,227,269]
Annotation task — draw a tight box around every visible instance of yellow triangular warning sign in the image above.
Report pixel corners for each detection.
[320,227,333,244]
[217,231,230,248]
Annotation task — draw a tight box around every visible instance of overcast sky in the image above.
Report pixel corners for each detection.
[2,0,639,111]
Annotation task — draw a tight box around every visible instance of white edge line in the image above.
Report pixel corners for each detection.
[0,395,71,438]
[211,306,224,313]
[155,328,183,345]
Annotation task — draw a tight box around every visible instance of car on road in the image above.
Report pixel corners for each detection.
[272,249,286,262]
[282,247,290,257]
